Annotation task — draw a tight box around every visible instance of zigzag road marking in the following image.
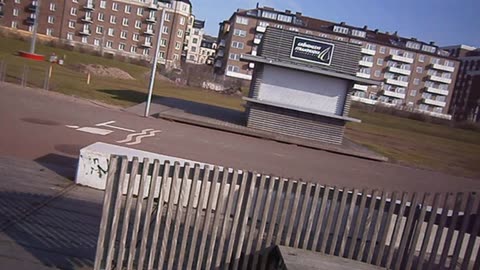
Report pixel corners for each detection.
[126,130,162,145]
[116,129,154,144]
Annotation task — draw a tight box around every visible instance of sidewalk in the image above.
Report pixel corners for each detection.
[0,156,103,270]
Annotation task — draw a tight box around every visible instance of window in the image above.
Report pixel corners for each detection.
[374,70,381,77]
[259,21,269,27]
[122,18,129,26]
[406,41,421,50]
[229,53,240,61]
[159,51,165,58]
[81,36,88,43]
[143,49,150,56]
[377,58,384,66]
[421,44,436,53]
[11,21,18,29]
[134,20,141,29]
[162,26,168,34]
[418,55,425,62]
[359,68,371,74]
[68,20,75,28]
[130,46,137,54]
[419,104,429,111]
[145,36,152,45]
[413,78,420,85]
[333,26,349,35]
[94,39,100,46]
[70,7,77,16]
[67,32,73,40]
[236,16,248,25]
[416,66,423,73]
[49,3,56,11]
[351,29,366,38]
[234,29,247,37]
[277,14,292,23]
[410,89,417,96]
[192,38,198,44]
[175,42,181,50]
[14,0,20,3]
[100,0,106,9]
[164,13,171,21]
[430,58,440,64]
[366,43,377,51]
[180,17,185,25]
[194,29,200,35]
[133,33,139,41]
[96,26,103,34]
[231,41,244,49]
[191,46,196,52]
[112,2,119,11]
[48,16,55,24]
[107,28,114,36]
[106,41,112,48]
[72,0,78,3]
[137,8,143,16]
[227,65,240,72]
[119,43,126,51]
[380,47,386,54]
[124,5,131,13]
[120,31,127,39]
[177,29,183,38]
[98,13,105,21]
[46,28,53,36]
[160,39,167,47]
[110,15,116,24]
[173,54,179,61]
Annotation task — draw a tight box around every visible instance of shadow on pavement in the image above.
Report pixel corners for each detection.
[0,190,102,270]
[35,153,78,180]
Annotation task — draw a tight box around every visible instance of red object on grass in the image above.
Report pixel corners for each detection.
[18,51,45,61]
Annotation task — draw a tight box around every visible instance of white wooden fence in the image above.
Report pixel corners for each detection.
[94,156,480,269]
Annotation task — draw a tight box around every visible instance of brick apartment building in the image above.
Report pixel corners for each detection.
[442,45,480,122]
[214,5,460,119]
[0,0,194,68]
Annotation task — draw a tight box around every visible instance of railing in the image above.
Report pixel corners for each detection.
[94,155,480,270]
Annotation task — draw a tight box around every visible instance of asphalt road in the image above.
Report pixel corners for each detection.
[0,83,478,192]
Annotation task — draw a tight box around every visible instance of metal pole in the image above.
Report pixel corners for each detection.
[29,0,41,54]
[144,7,166,117]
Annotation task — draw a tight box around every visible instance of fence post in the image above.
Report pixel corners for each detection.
[43,66,50,90]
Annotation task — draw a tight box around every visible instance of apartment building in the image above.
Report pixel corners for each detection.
[199,34,216,65]
[443,45,480,122]
[0,0,192,68]
[215,5,459,119]
[184,18,204,64]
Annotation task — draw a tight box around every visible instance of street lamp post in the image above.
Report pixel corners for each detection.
[30,0,41,54]
[144,0,170,117]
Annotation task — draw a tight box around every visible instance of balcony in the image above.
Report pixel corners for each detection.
[431,63,455,73]
[28,4,37,12]
[382,90,406,99]
[358,60,373,68]
[428,75,452,84]
[145,17,156,23]
[81,16,93,23]
[256,25,266,33]
[147,3,159,10]
[83,3,95,10]
[214,60,222,68]
[216,50,224,58]
[356,72,370,79]
[425,87,449,96]
[79,29,91,35]
[388,66,411,76]
[25,17,35,25]
[218,40,226,47]
[385,78,408,87]
[353,84,368,91]
[423,98,446,107]
[143,29,154,35]
[390,54,414,64]
[361,48,376,56]
[251,50,257,56]
[253,38,261,45]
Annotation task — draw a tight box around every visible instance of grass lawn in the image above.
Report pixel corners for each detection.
[1,36,479,179]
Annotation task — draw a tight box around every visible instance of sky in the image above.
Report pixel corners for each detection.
[192,0,480,47]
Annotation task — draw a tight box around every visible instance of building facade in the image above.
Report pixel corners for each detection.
[184,18,204,63]
[199,34,216,65]
[0,0,193,68]
[215,5,460,119]
[443,45,480,122]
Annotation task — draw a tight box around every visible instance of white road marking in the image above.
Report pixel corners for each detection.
[76,127,113,135]
[116,129,154,144]
[95,120,136,132]
[66,125,80,129]
[126,130,161,145]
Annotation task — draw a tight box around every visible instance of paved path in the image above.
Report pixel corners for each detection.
[0,83,479,192]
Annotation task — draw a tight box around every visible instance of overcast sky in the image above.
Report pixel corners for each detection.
[192,0,480,47]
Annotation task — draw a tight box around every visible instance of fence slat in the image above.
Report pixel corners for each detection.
[450,192,475,269]
[167,163,191,270]
[374,191,397,266]
[329,187,349,255]
[186,165,211,270]
[405,193,431,270]
[340,188,359,257]
[321,186,339,253]
[439,192,465,268]
[427,192,452,269]
[115,157,139,270]
[394,192,419,270]
[348,188,369,259]
[357,190,379,261]
[366,190,387,264]
[312,186,330,251]
[177,165,201,269]
[461,196,480,270]
[214,170,239,269]
[232,172,257,270]
[284,181,303,247]
[293,182,312,249]
[265,178,285,247]
[224,172,248,268]
[417,193,441,270]
[94,155,120,270]
[385,192,409,269]
[196,166,220,270]
[276,179,294,246]
[126,158,151,270]
[302,183,321,250]
[205,168,229,270]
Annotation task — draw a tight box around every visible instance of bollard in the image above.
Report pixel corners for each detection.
[48,65,53,79]
[87,72,91,85]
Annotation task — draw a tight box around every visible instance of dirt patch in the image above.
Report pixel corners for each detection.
[70,64,135,80]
